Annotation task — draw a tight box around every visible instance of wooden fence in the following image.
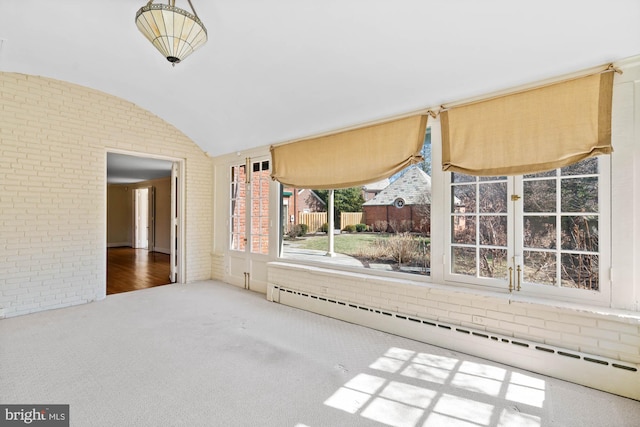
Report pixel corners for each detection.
[341,212,364,229]
[298,211,365,232]
[298,212,327,232]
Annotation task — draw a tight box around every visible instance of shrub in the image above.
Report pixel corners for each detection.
[287,224,308,238]
[373,220,388,233]
[389,220,413,233]
[386,232,419,264]
[355,223,367,232]
[353,238,389,259]
[343,224,356,233]
[299,223,309,235]
[286,228,296,239]
[320,222,329,233]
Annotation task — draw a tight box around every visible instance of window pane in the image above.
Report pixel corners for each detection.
[561,215,598,252]
[230,164,246,251]
[250,161,270,255]
[523,216,556,249]
[479,248,507,279]
[452,215,475,244]
[452,184,476,213]
[561,157,597,176]
[479,182,507,213]
[523,180,556,212]
[561,254,598,290]
[452,247,476,276]
[452,173,475,183]
[523,251,556,286]
[479,216,507,246]
[524,170,556,179]
[561,177,598,212]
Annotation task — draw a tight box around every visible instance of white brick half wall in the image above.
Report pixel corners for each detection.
[0,73,212,318]
[267,262,640,398]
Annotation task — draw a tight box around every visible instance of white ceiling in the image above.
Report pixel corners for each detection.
[107,153,173,184]
[1,1,639,159]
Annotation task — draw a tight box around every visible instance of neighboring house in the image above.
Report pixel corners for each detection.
[282,187,326,232]
[363,167,431,234]
[362,178,389,202]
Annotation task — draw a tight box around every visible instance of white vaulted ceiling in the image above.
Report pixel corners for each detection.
[1,1,639,158]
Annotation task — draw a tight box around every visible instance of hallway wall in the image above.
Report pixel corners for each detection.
[0,73,213,318]
[107,184,133,247]
[107,177,172,253]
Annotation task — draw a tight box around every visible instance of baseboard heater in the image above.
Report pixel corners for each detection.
[267,284,639,401]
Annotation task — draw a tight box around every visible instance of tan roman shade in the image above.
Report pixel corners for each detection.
[271,114,428,189]
[441,71,614,176]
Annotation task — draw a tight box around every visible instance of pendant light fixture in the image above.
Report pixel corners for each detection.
[135,0,208,65]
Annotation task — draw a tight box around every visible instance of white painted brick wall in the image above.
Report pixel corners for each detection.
[0,72,212,318]
[211,254,225,280]
[268,262,640,365]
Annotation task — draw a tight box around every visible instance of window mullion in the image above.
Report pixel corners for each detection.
[511,176,520,272]
[475,179,481,277]
[555,173,562,287]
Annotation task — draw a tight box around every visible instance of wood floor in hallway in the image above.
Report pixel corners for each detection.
[107,247,171,295]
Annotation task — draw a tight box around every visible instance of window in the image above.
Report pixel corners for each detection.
[251,160,270,255]
[230,160,270,255]
[279,129,432,277]
[230,164,246,251]
[447,157,609,299]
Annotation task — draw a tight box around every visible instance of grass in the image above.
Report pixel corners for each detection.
[292,233,430,259]
[292,233,382,255]
[289,232,432,275]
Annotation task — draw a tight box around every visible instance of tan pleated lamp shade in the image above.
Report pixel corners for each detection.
[136,1,207,64]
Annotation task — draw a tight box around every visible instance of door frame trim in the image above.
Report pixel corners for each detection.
[105,149,186,286]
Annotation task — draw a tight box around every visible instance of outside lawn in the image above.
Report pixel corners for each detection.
[288,233,381,255]
[285,232,431,275]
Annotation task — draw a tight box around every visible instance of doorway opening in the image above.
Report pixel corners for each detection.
[106,152,184,295]
[134,187,149,249]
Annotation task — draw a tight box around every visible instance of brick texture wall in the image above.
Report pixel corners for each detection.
[0,73,212,318]
[268,263,640,366]
[364,205,430,233]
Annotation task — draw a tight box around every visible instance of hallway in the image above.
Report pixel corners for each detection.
[106,248,170,295]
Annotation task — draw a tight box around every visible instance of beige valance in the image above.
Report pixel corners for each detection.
[441,71,614,176]
[271,114,428,189]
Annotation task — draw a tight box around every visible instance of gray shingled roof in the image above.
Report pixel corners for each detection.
[362,178,390,192]
[363,167,431,206]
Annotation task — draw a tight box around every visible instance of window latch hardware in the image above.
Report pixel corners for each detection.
[508,267,514,292]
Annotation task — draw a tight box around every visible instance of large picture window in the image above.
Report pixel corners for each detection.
[279,129,432,277]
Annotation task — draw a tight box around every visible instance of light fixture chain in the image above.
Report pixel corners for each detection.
[186,0,199,18]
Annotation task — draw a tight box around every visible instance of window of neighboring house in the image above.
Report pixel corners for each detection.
[279,128,432,277]
[446,156,609,301]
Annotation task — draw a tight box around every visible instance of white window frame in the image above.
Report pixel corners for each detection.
[443,157,611,306]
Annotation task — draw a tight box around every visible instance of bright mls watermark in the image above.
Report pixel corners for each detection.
[0,405,68,427]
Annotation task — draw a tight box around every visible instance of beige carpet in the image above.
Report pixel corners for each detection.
[1,281,639,427]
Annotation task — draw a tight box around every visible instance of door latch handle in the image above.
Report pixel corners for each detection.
[508,267,514,293]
